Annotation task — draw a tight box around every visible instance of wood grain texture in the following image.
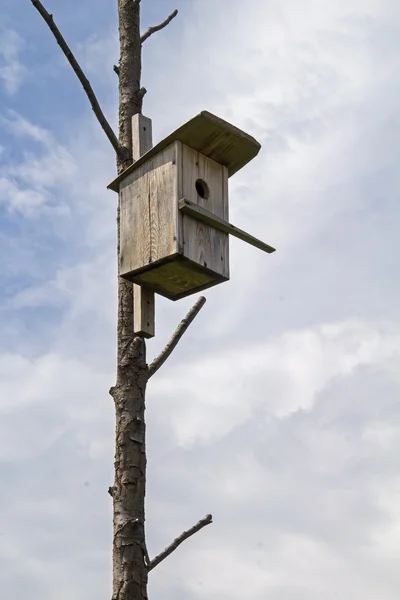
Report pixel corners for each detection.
[119,162,151,274]
[119,142,179,277]
[180,144,229,279]
[132,114,154,338]
[119,137,235,300]
[179,199,276,254]
[108,110,261,192]
[112,2,148,599]
[132,113,152,161]
[132,257,226,301]
[133,284,155,338]
[148,142,179,263]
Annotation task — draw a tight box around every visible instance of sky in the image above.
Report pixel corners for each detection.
[1,0,400,598]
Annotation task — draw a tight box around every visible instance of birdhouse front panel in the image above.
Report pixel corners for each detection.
[179,143,229,282]
[111,110,268,301]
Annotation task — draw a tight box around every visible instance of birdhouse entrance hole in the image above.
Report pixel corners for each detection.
[195,178,210,200]
[108,110,276,302]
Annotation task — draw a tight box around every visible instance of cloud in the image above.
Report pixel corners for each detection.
[1,0,400,598]
[2,316,400,600]
[0,176,48,212]
[146,358,400,600]
[0,28,25,94]
[0,111,76,215]
[1,110,55,145]
[148,318,400,445]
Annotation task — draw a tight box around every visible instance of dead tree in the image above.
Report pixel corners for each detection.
[30,2,275,598]
[30,1,212,599]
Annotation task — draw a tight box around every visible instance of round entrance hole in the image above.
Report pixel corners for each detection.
[195,178,210,200]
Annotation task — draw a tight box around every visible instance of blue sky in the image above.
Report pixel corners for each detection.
[1,1,400,599]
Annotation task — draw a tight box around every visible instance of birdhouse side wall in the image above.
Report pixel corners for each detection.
[119,142,179,278]
[178,143,229,279]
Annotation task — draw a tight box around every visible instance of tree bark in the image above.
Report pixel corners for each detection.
[118,0,143,161]
[30,2,210,597]
[110,1,149,599]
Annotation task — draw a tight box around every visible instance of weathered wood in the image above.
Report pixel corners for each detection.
[119,142,179,275]
[132,113,153,160]
[134,284,155,338]
[130,256,226,300]
[178,198,276,254]
[119,139,230,300]
[108,110,261,192]
[112,2,149,599]
[180,143,229,279]
[116,116,270,300]
[148,513,212,571]
[131,114,155,338]
[148,296,207,378]
[141,9,178,44]
[149,143,179,264]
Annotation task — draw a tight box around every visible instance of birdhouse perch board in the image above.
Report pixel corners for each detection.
[108,111,276,301]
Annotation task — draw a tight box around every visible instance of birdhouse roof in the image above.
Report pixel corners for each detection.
[108,111,261,192]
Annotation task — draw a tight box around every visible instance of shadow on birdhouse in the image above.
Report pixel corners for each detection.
[108,111,275,301]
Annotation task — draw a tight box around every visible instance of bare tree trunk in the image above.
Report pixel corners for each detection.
[110,1,149,599]
[117,0,143,158]
[30,3,210,598]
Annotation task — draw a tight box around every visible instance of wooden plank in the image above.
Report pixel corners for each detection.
[180,144,229,278]
[108,110,261,191]
[178,199,276,255]
[133,283,155,338]
[134,257,221,300]
[119,163,151,274]
[131,113,155,339]
[198,152,229,280]
[148,142,179,263]
[120,144,178,274]
[181,145,212,273]
[132,113,152,160]
[222,164,229,221]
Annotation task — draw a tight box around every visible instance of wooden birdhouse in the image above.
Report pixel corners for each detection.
[108,111,275,301]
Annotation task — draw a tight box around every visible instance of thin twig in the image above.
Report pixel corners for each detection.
[147,514,212,572]
[30,0,128,162]
[141,9,178,44]
[147,296,206,378]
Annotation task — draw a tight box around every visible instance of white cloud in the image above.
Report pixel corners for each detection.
[0,176,48,212]
[2,316,400,600]
[2,0,400,598]
[149,319,400,446]
[1,110,55,146]
[0,29,25,94]
[0,112,76,215]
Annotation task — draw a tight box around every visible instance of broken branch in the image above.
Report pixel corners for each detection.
[147,514,212,572]
[113,65,148,113]
[147,296,206,378]
[30,0,128,162]
[141,9,178,44]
